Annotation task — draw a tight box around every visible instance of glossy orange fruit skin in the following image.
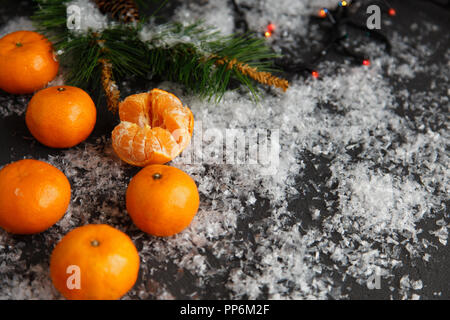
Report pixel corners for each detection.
[0,159,71,234]
[112,89,194,166]
[50,224,140,300]
[26,86,97,148]
[0,31,59,94]
[126,165,200,237]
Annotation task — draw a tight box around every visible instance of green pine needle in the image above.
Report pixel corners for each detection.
[31,0,285,105]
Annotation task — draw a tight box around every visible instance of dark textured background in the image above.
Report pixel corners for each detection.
[0,0,449,300]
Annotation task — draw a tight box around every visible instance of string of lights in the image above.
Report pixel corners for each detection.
[231,0,398,79]
[276,0,395,78]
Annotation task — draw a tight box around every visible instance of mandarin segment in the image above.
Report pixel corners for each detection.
[118,92,150,127]
[112,89,194,166]
[131,126,148,164]
[112,122,148,166]
[112,122,140,160]
[150,126,180,160]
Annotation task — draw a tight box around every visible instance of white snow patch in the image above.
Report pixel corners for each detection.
[174,0,235,35]
[65,0,111,34]
[0,17,34,38]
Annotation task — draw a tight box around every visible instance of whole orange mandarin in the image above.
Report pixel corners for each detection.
[26,86,97,148]
[0,159,71,234]
[0,31,59,94]
[50,224,140,300]
[126,165,200,237]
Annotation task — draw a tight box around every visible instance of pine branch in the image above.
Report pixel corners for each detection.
[92,0,140,111]
[215,57,289,92]
[141,22,288,99]
[32,0,70,45]
[31,0,289,108]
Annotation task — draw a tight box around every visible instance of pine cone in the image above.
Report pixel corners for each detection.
[93,0,139,23]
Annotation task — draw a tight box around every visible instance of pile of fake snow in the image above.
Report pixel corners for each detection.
[0,1,449,300]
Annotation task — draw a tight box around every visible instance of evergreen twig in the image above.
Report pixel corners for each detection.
[32,0,288,108]
[98,58,121,111]
[215,57,289,92]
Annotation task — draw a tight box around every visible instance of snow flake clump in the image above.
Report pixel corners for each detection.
[331,162,431,236]
[0,17,34,38]
[65,0,111,34]
[173,0,235,35]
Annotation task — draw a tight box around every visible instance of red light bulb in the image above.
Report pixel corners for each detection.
[362,59,370,66]
[388,8,396,16]
[267,23,276,33]
[311,71,319,78]
[319,9,327,18]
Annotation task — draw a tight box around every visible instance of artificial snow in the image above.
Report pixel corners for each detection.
[0,1,448,300]
[174,0,235,36]
[65,0,111,33]
[233,0,341,37]
[0,16,34,38]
